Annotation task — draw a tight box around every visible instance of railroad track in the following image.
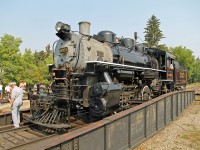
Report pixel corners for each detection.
[0,125,56,150]
[0,118,87,150]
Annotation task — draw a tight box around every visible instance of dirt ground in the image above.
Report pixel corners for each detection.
[135,84,200,150]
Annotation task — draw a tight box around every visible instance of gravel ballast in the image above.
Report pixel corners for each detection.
[135,95,200,150]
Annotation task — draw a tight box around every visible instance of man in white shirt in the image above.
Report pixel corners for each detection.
[9,82,24,128]
[5,83,11,95]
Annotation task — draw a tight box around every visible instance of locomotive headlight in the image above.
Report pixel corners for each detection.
[55,22,71,32]
[55,22,63,32]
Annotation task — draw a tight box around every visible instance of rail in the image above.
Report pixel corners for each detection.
[0,125,57,150]
[13,90,194,150]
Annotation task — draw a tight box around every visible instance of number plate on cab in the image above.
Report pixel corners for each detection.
[59,47,68,54]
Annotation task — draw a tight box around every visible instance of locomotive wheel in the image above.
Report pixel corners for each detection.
[141,86,151,101]
[89,98,106,117]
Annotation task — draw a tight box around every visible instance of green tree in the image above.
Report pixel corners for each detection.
[33,48,53,85]
[190,59,200,82]
[170,46,195,81]
[0,34,53,87]
[144,15,165,48]
[18,49,40,86]
[45,43,51,58]
[0,34,22,84]
[157,44,170,52]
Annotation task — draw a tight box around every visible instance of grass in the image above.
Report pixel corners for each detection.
[186,82,200,90]
[181,130,200,149]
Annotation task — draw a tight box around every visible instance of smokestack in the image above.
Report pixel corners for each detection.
[78,21,91,35]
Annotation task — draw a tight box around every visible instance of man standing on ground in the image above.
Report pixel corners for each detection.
[9,82,24,128]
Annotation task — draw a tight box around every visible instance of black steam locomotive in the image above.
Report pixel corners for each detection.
[25,21,187,130]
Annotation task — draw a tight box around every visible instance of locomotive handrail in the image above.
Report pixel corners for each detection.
[159,79,173,82]
[86,61,166,72]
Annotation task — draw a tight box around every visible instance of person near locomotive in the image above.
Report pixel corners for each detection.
[19,80,26,91]
[39,82,46,95]
[5,83,11,95]
[9,82,24,128]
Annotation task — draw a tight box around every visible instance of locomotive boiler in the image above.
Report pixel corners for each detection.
[26,21,181,130]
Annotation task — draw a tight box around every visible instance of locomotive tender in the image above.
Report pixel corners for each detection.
[26,21,187,130]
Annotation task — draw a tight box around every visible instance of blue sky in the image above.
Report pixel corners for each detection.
[0,0,200,58]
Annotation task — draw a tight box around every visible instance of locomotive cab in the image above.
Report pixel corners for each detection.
[147,48,173,92]
[147,48,187,92]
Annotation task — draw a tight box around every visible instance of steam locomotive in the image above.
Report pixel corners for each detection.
[25,21,187,130]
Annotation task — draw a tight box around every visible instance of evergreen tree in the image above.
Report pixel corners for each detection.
[144,15,164,48]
